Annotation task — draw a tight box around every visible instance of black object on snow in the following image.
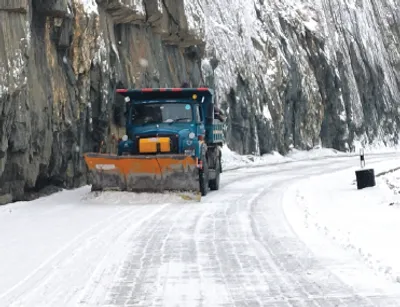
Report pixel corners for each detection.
[355,169,376,190]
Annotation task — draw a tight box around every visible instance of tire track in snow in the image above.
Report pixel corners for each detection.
[104,204,191,306]
[98,155,400,306]
[192,201,216,306]
[192,188,258,306]
[213,180,307,306]
[200,155,400,306]
[78,203,172,306]
[193,183,278,306]
[105,190,250,306]
[149,204,190,307]
[222,188,266,306]
[4,205,147,306]
[250,187,336,306]
[2,204,170,306]
[0,206,135,303]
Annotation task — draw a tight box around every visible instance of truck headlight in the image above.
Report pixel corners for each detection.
[188,132,195,139]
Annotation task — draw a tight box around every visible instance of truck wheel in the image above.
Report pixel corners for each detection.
[209,159,221,191]
[199,152,209,196]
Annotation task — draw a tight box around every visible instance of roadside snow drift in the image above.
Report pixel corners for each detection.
[286,159,400,284]
[221,145,348,171]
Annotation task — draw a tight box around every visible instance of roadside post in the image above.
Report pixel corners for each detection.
[355,148,376,190]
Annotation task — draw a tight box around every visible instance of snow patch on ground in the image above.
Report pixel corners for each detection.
[221,146,289,171]
[286,159,400,284]
[381,170,400,202]
[0,186,195,219]
[221,145,348,171]
[286,147,346,160]
[81,189,194,205]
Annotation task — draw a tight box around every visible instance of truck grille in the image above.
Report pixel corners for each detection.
[135,134,179,154]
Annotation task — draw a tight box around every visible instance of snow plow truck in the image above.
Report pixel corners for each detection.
[83,87,225,197]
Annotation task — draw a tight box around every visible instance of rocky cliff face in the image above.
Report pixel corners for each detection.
[0,0,399,203]
[201,0,400,155]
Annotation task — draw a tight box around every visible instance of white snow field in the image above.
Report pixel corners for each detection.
[286,157,400,287]
[1,151,400,306]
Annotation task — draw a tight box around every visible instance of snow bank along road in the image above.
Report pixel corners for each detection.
[1,154,400,306]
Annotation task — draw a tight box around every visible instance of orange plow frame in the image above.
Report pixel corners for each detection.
[83,153,201,193]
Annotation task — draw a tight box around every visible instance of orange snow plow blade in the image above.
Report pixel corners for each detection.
[83,153,200,194]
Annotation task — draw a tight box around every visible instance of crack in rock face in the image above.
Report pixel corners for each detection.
[0,0,399,203]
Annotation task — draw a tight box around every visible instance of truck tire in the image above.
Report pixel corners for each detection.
[199,150,209,196]
[209,159,221,191]
[219,152,223,173]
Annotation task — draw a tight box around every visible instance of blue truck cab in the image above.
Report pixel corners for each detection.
[116,87,225,195]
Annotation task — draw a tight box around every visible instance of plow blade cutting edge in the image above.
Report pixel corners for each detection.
[83,153,201,195]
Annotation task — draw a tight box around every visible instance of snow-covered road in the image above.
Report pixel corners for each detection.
[1,155,400,306]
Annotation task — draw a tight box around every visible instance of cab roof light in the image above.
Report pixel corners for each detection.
[116,87,211,94]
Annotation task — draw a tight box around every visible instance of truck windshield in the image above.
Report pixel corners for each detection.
[131,103,193,125]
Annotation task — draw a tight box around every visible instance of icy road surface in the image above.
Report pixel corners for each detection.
[1,155,400,306]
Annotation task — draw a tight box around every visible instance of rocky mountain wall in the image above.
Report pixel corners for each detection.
[200,0,400,155]
[0,0,205,203]
[0,0,399,203]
